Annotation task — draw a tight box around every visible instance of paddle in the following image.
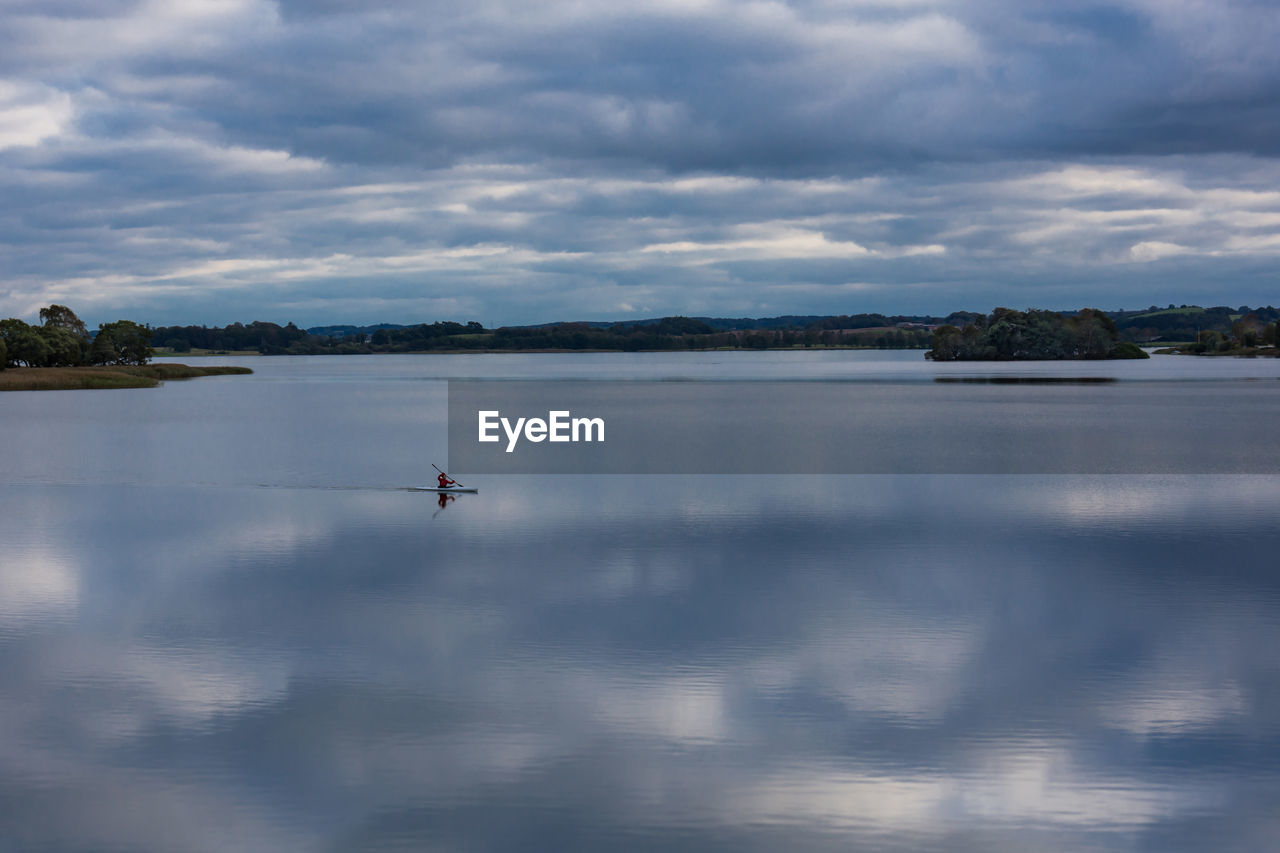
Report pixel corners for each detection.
[432,462,465,488]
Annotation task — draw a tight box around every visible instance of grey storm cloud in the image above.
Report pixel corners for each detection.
[1,0,1278,325]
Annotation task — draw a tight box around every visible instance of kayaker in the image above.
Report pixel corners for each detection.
[436,470,457,489]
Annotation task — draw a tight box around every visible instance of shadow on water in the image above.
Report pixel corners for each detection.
[934,376,1119,384]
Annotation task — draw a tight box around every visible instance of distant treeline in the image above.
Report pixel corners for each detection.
[153,314,939,354]
[486,319,935,351]
[137,303,1280,357]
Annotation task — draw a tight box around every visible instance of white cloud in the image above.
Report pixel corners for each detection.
[5,0,279,66]
[1128,240,1194,262]
[1007,166,1187,201]
[1225,233,1280,253]
[0,82,73,151]
[643,227,873,259]
[641,223,943,261]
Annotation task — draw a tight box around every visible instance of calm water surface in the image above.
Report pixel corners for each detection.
[2,351,1279,851]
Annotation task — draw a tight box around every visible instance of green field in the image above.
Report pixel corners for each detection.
[1130,306,1206,319]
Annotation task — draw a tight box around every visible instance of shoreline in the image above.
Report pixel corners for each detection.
[0,364,252,391]
[1153,345,1280,357]
[154,345,937,357]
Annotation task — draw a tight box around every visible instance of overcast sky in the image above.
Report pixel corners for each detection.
[2,0,1278,327]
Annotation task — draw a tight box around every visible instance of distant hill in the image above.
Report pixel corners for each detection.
[306,323,405,338]
[1108,305,1278,342]
[488,312,955,332]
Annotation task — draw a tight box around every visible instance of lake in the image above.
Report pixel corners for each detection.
[2,350,1279,851]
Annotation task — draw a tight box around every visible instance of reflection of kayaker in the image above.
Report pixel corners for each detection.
[432,491,456,519]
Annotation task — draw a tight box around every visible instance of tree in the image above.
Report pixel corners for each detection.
[39,304,91,344]
[95,321,153,365]
[1231,315,1263,348]
[987,310,1028,359]
[653,316,715,336]
[0,319,19,367]
[11,328,52,366]
[0,338,6,370]
[1193,330,1224,354]
[38,326,85,366]
[1068,309,1118,359]
[89,330,119,365]
[1022,310,1067,358]
[927,325,964,360]
[0,318,53,366]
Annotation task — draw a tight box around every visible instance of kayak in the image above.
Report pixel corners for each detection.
[413,486,478,493]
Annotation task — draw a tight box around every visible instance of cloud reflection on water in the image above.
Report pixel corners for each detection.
[1,475,1278,850]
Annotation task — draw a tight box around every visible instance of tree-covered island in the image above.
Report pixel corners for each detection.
[926,308,1151,360]
[0,305,251,391]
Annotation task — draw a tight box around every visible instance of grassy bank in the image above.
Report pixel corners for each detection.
[0,364,253,391]
[1153,346,1280,357]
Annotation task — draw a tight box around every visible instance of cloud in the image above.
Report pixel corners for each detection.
[0,82,74,151]
[1128,240,1193,262]
[0,0,1279,323]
